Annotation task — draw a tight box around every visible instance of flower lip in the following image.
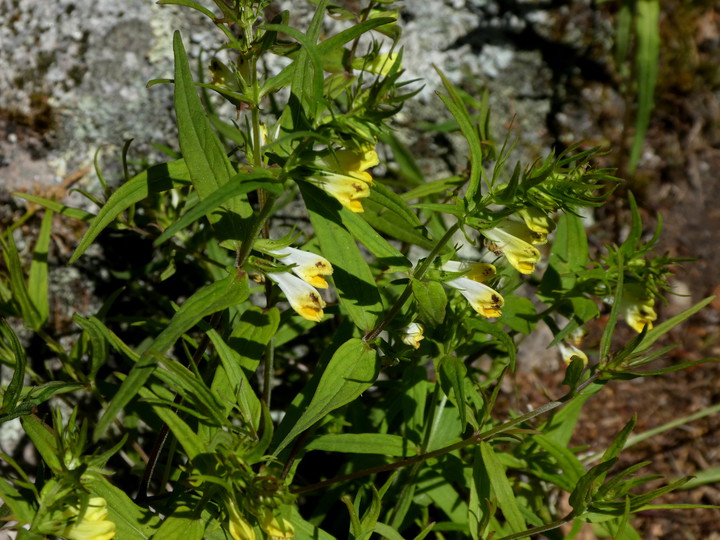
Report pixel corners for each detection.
[623,297,657,333]
[268,271,326,322]
[481,224,542,274]
[558,342,588,366]
[268,246,333,289]
[316,171,371,213]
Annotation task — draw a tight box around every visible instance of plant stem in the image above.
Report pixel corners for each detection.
[364,222,459,341]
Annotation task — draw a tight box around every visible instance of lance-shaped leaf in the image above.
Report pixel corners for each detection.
[272,338,379,455]
[93,273,249,441]
[173,31,252,243]
[69,159,191,263]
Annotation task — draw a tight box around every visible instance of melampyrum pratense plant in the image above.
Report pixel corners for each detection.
[1,1,717,539]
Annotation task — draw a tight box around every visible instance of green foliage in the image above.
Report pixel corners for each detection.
[1,1,716,539]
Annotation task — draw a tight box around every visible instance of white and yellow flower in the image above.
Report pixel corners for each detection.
[623,296,657,333]
[268,246,333,289]
[315,147,379,213]
[443,261,504,318]
[400,322,425,349]
[260,510,294,539]
[268,272,326,322]
[481,223,542,274]
[60,497,116,540]
[227,501,256,540]
[558,342,588,366]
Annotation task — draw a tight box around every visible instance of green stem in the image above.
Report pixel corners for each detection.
[364,222,459,341]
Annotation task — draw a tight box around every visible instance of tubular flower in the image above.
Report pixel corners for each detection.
[443,261,504,318]
[400,322,425,349]
[268,246,333,289]
[227,502,256,540]
[315,147,379,212]
[623,296,657,333]
[481,224,542,274]
[518,207,555,241]
[558,342,588,366]
[268,272,326,322]
[260,510,295,539]
[60,497,116,540]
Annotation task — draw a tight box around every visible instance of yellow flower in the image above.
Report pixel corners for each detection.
[558,342,588,366]
[260,510,294,539]
[227,501,256,540]
[623,296,657,333]
[315,147,379,213]
[268,246,333,289]
[481,223,542,274]
[443,261,504,318]
[268,272,326,322]
[400,322,425,349]
[517,207,555,240]
[60,497,116,540]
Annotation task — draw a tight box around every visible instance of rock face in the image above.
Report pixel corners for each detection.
[2,0,600,195]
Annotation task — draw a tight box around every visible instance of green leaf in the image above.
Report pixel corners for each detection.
[140,380,207,460]
[465,318,517,369]
[498,295,537,335]
[0,319,26,415]
[480,442,526,534]
[86,474,161,539]
[26,209,52,325]
[173,31,251,243]
[20,416,62,473]
[0,476,36,525]
[340,209,410,268]
[306,433,414,457]
[69,159,191,263]
[207,327,262,429]
[94,273,249,441]
[273,338,379,455]
[267,8,326,125]
[412,279,447,326]
[12,193,95,222]
[363,182,434,250]
[153,173,281,246]
[531,433,586,491]
[568,459,617,514]
[434,67,483,205]
[436,355,467,428]
[300,183,383,331]
[153,508,205,540]
[72,315,109,381]
[1,231,41,329]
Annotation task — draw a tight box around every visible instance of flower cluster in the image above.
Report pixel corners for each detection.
[314,147,379,212]
[266,246,333,322]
